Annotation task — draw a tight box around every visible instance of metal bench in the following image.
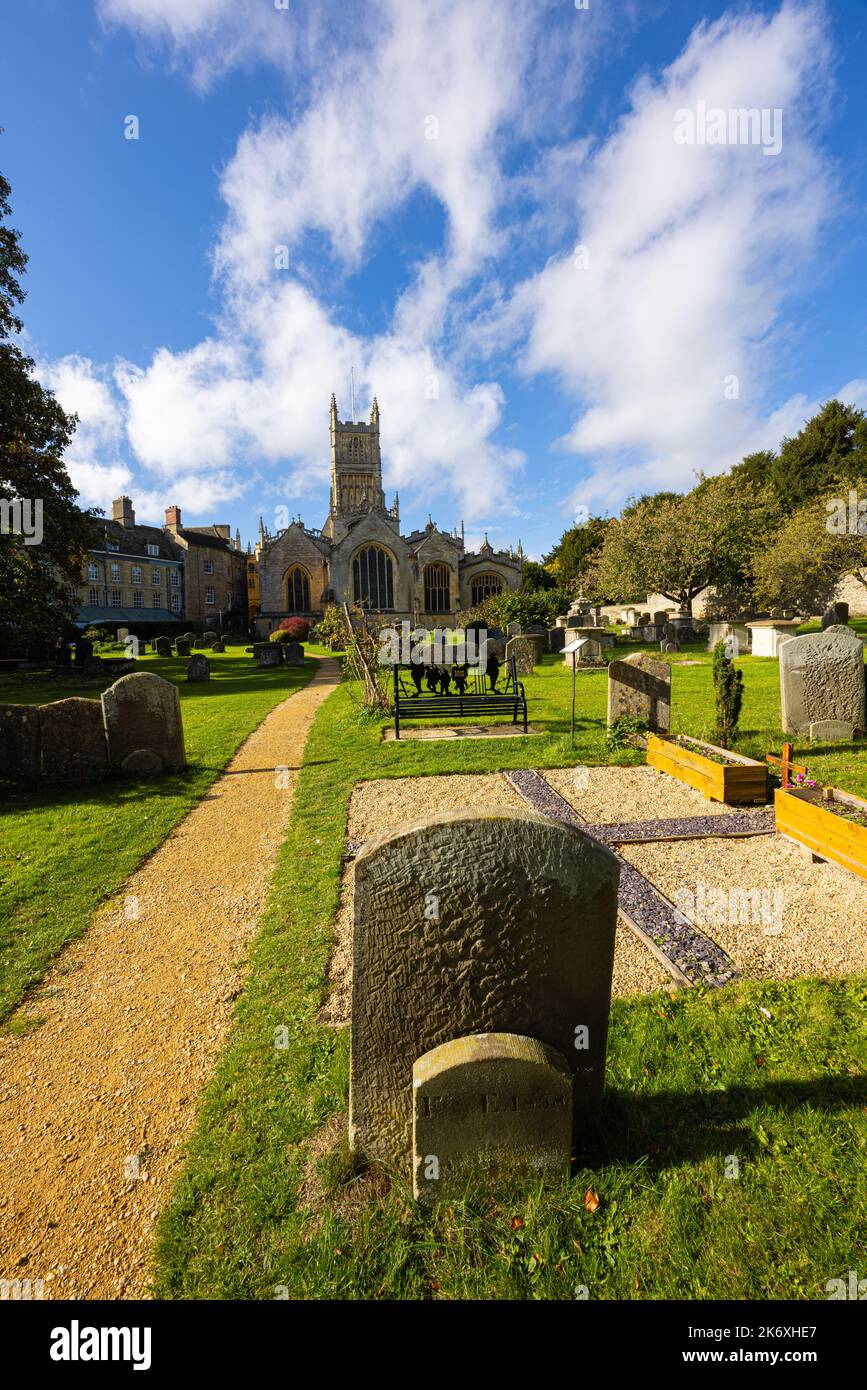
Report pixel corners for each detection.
[392,655,527,739]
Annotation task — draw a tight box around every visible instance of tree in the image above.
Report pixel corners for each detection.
[0,170,95,653]
[584,474,777,615]
[542,516,610,592]
[752,479,867,613]
[732,401,867,512]
[712,640,744,749]
[520,558,558,592]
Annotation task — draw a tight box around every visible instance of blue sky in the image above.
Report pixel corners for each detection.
[2,0,865,558]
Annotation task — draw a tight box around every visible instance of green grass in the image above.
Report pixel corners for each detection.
[0,645,317,1022]
[152,673,867,1300]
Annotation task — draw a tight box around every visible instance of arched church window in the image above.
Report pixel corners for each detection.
[471,572,504,606]
[285,564,311,612]
[353,545,394,610]
[424,563,451,613]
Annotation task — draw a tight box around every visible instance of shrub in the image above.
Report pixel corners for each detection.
[712,640,744,748]
[275,616,310,641]
[82,627,112,643]
[605,715,647,753]
[314,605,351,650]
[466,587,571,631]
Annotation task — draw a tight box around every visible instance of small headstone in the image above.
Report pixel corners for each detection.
[548,626,566,653]
[808,719,855,743]
[254,642,281,667]
[155,637,172,657]
[186,655,211,682]
[505,634,543,674]
[120,748,164,777]
[607,653,671,732]
[820,607,837,631]
[780,625,866,736]
[116,628,129,642]
[73,638,93,667]
[0,704,41,783]
[412,1033,572,1203]
[834,602,849,624]
[652,611,668,625]
[660,640,677,654]
[202,632,218,648]
[211,639,225,653]
[40,698,107,784]
[349,809,620,1167]
[506,621,522,638]
[175,638,191,658]
[282,640,304,666]
[101,671,186,771]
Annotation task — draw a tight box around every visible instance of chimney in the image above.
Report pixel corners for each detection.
[112,496,135,528]
[165,505,182,531]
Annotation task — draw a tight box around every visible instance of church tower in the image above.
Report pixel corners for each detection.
[323,394,391,541]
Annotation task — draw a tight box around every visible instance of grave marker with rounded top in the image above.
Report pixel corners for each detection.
[101,671,186,771]
[349,808,620,1168]
[779,625,866,735]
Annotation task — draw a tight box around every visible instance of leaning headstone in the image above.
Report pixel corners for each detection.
[607,652,671,732]
[155,637,172,657]
[40,698,107,784]
[349,809,620,1167]
[101,671,186,772]
[0,704,41,783]
[412,1033,572,1203]
[282,640,304,666]
[254,642,281,667]
[780,625,866,735]
[186,655,211,682]
[175,638,191,658]
[505,634,543,674]
[808,719,855,743]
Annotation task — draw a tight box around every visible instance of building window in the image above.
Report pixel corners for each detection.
[147,543,159,557]
[89,587,100,606]
[152,567,161,585]
[424,563,451,613]
[204,559,214,575]
[87,561,99,581]
[471,572,504,606]
[111,589,122,608]
[170,570,179,586]
[106,540,119,552]
[131,565,141,583]
[205,586,215,606]
[285,565,311,613]
[110,563,121,582]
[152,593,160,609]
[353,545,394,610]
[133,591,143,609]
[171,594,181,613]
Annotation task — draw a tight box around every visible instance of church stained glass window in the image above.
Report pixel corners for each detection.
[353,545,394,610]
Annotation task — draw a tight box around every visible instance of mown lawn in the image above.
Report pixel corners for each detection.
[0,645,318,1022]
[152,666,867,1300]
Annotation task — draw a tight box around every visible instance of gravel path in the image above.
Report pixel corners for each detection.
[542,765,738,824]
[0,657,341,1300]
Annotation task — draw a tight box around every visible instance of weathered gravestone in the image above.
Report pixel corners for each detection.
[349,809,620,1168]
[40,698,108,784]
[607,652,671,732]
[186,654,211,682]
[254,642,281,667]
[155,637,172,657]
[412,1033,572,1202]
[101,672,186,773]
[525,623,549,651]
[549,626,566,653]
[780,625,866,736]
[175,638,191,658]
[202,632,218,648]
[506,621,522,638]
[211,639,225,653]
[505,634,543,675]
[282,640,304,666]
[809,719,855,743]
[822,602,850,631]
[116,628,129,642]
[0,705,41,783]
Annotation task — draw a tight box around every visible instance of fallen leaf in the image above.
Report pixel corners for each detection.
[511,1215,524,1231]
[583,1188,600,1213]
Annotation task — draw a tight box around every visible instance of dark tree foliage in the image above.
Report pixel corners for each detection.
[732,401,867,512]
[712,640,744,749]
[0,171,96,653]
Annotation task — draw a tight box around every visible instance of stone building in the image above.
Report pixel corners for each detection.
[163,508,248,627]
[74,496,185,629]
[255,395,523,634]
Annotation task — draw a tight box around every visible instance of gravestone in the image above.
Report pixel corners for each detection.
[211,639,225,653]
[175,638,191,658]
[834,601,849,624]
[350,809,620,1167]
[282,640,304,666]
[668,613,694,642]
[120,748,164,777]
[254,642,281,667]
[202,632,218,648]
[40,698,107,784]
[779,625,866,736]
[183,632,196,644]
[548,626,566,653]
[505,634,543,675]
[116,628,129,642]
[0,704,41,783]
[101,671,186,772]
[808,719,855,743]
[642,623,665,643]
[73,638,93,667]
[652,611,668,625]
[607,652,671,733]
[563,627,604,661]
[525,623,549,651]
[155,637,172,657]
[412,1033,572,1203]
[186,654,211,682]
[822,602,850,631]
[506,621,522,638]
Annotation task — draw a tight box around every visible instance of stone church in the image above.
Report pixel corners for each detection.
[254,395,523,634]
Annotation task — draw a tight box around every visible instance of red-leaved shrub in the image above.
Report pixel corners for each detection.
[275,617,310,641]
